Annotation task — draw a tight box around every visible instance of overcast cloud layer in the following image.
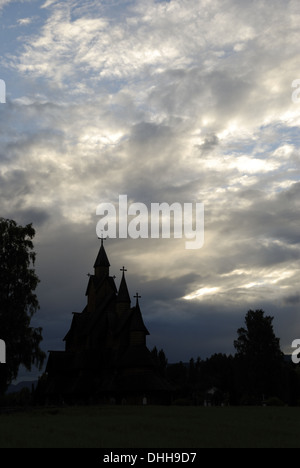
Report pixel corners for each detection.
[1,0,300,380]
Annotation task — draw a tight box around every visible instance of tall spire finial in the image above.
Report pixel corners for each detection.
[94,235,110,273]
[98,234,107,247]
[134,293,141,306]
[117,266,131,305]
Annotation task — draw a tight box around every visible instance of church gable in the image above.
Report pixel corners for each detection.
[64,310,89,352]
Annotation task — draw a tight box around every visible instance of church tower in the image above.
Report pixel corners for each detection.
[129,294,150,346]
[116,267,131,317]
[94,238,110,279]
[42,239,174,405]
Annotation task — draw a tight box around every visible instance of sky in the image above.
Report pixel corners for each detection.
[1,0,300,381]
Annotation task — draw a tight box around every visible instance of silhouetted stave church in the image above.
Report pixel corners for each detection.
[42,239,173,404]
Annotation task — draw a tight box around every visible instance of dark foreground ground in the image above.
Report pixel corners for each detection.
[0,405,299,448]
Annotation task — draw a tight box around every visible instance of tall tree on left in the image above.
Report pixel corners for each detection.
[0,218,45,394]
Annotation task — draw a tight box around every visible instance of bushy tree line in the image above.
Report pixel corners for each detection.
[156,310,300,406]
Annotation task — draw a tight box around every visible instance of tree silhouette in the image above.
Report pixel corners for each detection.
[0,218,45,393]
[151,346,168,376]
[234,309,284,403]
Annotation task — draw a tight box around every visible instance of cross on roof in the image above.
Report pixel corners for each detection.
[98,234,107,246]
[134,293,141,305]
[120,266,127,273]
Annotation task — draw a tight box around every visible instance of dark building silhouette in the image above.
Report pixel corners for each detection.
[42,240,173,404]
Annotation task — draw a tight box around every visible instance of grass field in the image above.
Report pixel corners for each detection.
[0,405,300,448]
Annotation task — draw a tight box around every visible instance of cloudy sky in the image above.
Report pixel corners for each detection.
[1,0,300,380]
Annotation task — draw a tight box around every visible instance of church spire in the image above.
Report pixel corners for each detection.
[116,266,131,317]
[94,237,110,279]
[130,293,150,345]
[117,267,131,304]
[134,292,141,307]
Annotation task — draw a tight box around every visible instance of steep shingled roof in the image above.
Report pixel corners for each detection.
[93,240,110,268]
[130,303,150,335]
[117,269,131,303]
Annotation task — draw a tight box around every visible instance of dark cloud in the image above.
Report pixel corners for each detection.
[1,0,300,381]
[283,295,300,306]
[12,208,50,227]
[197,134,219,153]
